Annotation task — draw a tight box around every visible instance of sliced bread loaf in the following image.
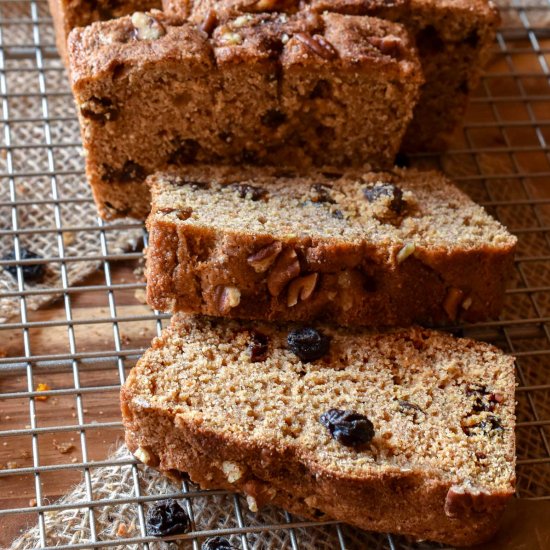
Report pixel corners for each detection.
[121,314,516,546]
[146,166,517,326]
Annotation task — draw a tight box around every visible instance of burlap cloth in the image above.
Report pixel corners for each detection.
[5,0,550,548]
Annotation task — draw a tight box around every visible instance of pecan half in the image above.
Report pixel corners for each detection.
[247,241,283,273]
[218,286,241,314]
[267,248,300,296]
[287,273,318,307]
[200,9,218,35]
[295,33,338,60]
[368,35,404,58]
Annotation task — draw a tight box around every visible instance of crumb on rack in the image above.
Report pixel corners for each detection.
[35,383,51,400]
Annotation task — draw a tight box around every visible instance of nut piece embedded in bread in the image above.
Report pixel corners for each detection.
[68,10,422,219]
[121,314,516,546]
[145,166,517,327]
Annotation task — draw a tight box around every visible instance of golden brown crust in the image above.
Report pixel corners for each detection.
[145,167,516,326]
[68,11,422,220]
[121,315,516,546]
[47,0,161,65]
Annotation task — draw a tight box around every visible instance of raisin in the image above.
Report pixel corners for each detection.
[232,183,267,201]
[2,248,46,282]
[248,330,269,362]
[287,327,330,362]
[310,79,332,99]
[463,415,504,436]
[202,537,234,550]
[465,30,479,48]
[416,25,444,55]
[310,183,335,204]
[321,171,342,180]
[146,499,190,537]
[240,149,259,164]
[80,97,119,123]
[332,209,344,220]
[399,400,425,422]
[169,139,200,165]
[320,409,375,447]
[261,109,287,128]
[394,152,410,168]
[363,183,405,214]
[102,161,146,183]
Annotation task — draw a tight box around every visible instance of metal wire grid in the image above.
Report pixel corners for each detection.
[0,0,548,548]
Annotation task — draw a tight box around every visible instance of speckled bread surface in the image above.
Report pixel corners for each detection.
[163,0,500,151]
[145,166,516,327]
[121,314,516,546]
[47,0,161,64]
[68,10,422,220]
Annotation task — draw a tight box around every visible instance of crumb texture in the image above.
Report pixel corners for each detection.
[122,314,516,546]
[145,167,516,326]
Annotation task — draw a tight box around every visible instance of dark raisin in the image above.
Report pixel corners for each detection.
[394,152,410,168]
[287,327,330,362]
[465,30,479,48]
[80,96,119,123]
[363,183,405,214]
[261,109,287,128]
[169,139,200,165]
[310,79,332,99]
[321,171,342,179]
[399,400,425,422]
[458,80,469,95]
[232,183,267,201]
[103,201,130,216]
[466,384,489,396]
[248,330,269,362]
[145,499,190,537]
[120,160,146,182]
[1,248,45,283]
[463,415,504,436]
[416,25,444,55]
[320,409,375,447]
[332,209,344,220]
[310,183,335,204]
[363,275,377,292]
[202,537,234,550]
[240,149,259,164]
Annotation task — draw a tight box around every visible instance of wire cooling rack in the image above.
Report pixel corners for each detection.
[0,1,549,548]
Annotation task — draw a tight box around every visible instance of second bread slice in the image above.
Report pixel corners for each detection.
[146,167,516,326]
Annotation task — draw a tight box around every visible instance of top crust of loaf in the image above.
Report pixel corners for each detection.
[148,166,517,254]
[68,9,421,84]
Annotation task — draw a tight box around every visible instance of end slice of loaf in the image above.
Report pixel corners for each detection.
[121,314,516,546]
[145,166,517,326]
[68,10,422,219]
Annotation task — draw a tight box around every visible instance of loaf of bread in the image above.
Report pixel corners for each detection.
[68,10,422,219]
[145,166,516,326]
[163,0,500,151]
[47,0,161,63]
[121,314,516,546]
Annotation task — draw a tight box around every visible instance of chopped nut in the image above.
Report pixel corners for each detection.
[6,461,17,469]
[131,12,166,41]
[35,383,50,400]
[29,498,37,507]
[133,446,160,467]
[462,296,473,310]
[287,273,318,307]
[53,440,75,454]
[247,241,283,273]
[253,0,279,9]
[246,495,258,512]
[443,287,465,321]
[62,232,75,246]
[218,286,241,314]
[295,32,338,60]
[222,461,244,483]
[396,242,415,264]
[368,35,404,58]
[200,9,218,35]
[267,248,300,297]
[233,15,254,28]
[220,31,243,45]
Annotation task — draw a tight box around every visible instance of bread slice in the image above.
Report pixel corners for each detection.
[145,166,517,326]
[68,10,422,219]
[121,314,516,546]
